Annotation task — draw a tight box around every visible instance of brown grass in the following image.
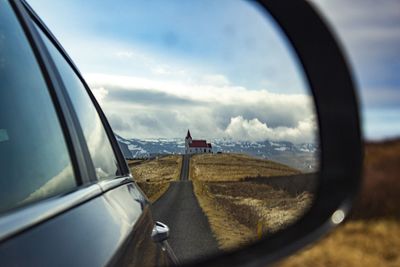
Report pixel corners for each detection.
[206,182,312,231]
[278,219,400,267]
[191,153,313,251]
[130,155,182,202]
[352,139,400,219]
[277,139,400,267]
[194,181,313,251]
[190,153,300,182]
[193,180,255,250]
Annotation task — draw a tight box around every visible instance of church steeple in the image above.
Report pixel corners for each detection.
[186,129,192,140]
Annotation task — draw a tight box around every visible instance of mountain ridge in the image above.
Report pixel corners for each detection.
[115,133,319,172]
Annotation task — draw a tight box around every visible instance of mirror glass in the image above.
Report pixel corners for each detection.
[30,0,319,264]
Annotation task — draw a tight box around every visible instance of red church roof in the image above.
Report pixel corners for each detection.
[189,140,209,148]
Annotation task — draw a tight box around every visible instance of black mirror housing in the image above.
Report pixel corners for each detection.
[186,1,362,266]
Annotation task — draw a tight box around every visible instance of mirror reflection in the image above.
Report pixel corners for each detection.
[31,0,319,264]
[119,1,319,261]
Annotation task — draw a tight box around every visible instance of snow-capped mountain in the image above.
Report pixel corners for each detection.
[115,134,319,172]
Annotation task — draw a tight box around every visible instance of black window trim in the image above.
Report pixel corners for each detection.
[20,0,131,178]
[9,0,93,186]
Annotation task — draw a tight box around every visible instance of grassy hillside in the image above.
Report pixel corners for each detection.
[190,153,300,182]
[277,139,400,267]
[191,153,313,250]
[130,155,182,202]
[194,181,313,250]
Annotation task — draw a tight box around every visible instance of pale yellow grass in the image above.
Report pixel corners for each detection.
[191,153,312,250]
[190,153,300,182]
[130,155,182,202]
[193,181,312,251]
[277,219,400,267]
[131,155,182,183]
[193,180,255,251]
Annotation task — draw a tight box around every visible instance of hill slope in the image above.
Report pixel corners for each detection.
[129,155,182,202]
[190,153,314,250]
[190,153,301,182]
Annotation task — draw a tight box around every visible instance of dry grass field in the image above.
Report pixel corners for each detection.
[193,181,313,250]
[190,153,300,182]
[191,153,313,250]
[276,139,400,267]
[130,155,182,202]
[276,219,400,267]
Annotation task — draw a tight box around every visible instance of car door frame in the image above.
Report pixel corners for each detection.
[0,1,163,266]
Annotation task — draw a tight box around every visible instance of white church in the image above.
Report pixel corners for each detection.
[185,130,213,154]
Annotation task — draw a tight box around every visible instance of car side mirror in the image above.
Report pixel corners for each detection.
[152,221,170,243]
[183,1,362,266]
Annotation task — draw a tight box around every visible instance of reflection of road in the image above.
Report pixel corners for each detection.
[151,154,219,263]
[180,154,190,181]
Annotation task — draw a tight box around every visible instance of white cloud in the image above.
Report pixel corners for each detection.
[85,73,312,108]
[224,116,317,144]
[91,87,108,105]
[85,73,317,143]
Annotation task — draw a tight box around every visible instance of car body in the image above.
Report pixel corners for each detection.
[0,0,175,266]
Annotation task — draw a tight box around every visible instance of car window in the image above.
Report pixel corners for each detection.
[35,26,120,181]
[0,2,76,214]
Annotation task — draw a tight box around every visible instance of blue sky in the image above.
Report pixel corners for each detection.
[28,0,308,93]
[28,0,399,142]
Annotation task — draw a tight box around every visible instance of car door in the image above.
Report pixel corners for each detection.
[0,1,169,266]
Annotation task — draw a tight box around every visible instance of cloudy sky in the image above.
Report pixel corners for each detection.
[28,0,399,142]
[309,0,400,140]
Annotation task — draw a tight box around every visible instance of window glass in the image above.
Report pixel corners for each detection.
[36,26,120,180]
[0,2,76,214]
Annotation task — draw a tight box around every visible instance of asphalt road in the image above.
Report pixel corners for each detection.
[179,154,190,181]
[151,154,219,263]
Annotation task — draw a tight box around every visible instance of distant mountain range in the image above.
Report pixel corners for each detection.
[115,133,319,172]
